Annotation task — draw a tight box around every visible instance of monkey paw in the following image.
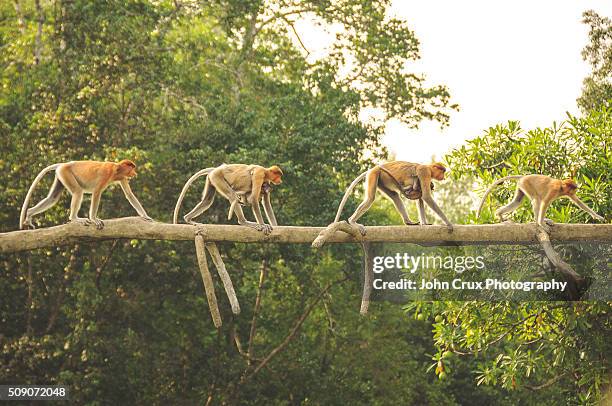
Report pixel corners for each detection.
[21,218,35,230]
[91,218,104,230]
[141,215,154,222]
[244,222,272,235]
[446,223,454,232]
[70,218,92,227]
[403,219,419,226]
[544,218,555,226]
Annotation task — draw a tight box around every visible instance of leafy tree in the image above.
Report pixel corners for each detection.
[577,10,612,112]
[0,1,474,404]
[422,109,611,404]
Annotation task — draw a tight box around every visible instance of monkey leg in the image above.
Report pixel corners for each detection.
[209,170,272,234]
[495,188,525,222]
[535,199,551,227]
[378,185,418,225]
[348,169,380,236]
[184,180,216,225]
[67,191,91,226]
[417,198,430,225]
[56,169,91,226]
[208,169,241,203]
[89,190,105,230]
[232,203,272,235]
[24,177,64,228]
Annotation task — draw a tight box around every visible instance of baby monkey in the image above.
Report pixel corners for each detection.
[20,160,153,230]
[477,174,605,226]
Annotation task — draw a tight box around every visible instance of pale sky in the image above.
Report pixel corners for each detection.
[295,1,612,162]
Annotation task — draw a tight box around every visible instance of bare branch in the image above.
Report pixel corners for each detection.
[12,0,25,33]
[524,372,568,390]
[242,276,349,383]
[34,0,44,65]
[247,258,268,364]
[281,16,310,56]
[46,244,80,333]
[1,218,611,253]
[535,226,585,299]
[195,234,222,328]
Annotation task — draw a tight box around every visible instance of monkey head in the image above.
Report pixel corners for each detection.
[267,165,283,185]
[561,179,578,195]
[118,159,138,178]
[431,163,447,181]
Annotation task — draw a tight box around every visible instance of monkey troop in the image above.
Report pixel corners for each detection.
[334,161,453,235]
[18,158,606,232]
[173,164,283,235]
[20,160,152,230]
[477,174,605,226]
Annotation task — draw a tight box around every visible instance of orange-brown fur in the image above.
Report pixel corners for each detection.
[173,164,283,235]
[334,161,453,235]
[478,174,604,226]
[20,160,151,229]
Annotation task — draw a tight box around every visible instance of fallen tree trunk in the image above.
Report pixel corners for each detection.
[0,217,611,253]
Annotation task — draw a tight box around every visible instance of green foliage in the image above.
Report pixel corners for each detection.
[1,1,608,404]
[0,1,478,404]
[419,110,612,404]
[577,10,612,113]
[446,109,610,224]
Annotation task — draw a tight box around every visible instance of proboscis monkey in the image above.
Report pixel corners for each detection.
[477,174,605,226]
[334,161,453,235]
[173,164,282,235]
[20,160,153,230]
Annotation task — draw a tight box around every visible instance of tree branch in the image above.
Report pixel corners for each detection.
[45,244,80,333]
[1,218,611,253]
[281,16,310,56]
[241,276,349,383]
[535,226,585,299]
[524,372,568,390]
[247,258,268,364]
[34,0,44,65]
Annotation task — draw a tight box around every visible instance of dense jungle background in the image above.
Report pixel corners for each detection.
[0,1,610,404]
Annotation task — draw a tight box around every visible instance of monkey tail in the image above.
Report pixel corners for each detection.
[173,167,215,224]
[19,163,61,229]
[476,175,524,217]
[333,170,370,223]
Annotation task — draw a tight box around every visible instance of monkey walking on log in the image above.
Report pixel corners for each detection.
[173,164,283,235]
[477,174,605,226]
[334,161,453,235]
[20,160,153,230]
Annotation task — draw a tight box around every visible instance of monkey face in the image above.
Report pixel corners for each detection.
[432,164,447,181]
[119,160,138,178]
[268,166,283,185]
[271,173,282,185]
[561,179,578,195]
